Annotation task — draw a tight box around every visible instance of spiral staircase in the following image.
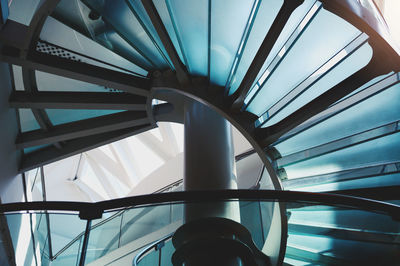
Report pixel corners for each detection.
[0,0,399,265]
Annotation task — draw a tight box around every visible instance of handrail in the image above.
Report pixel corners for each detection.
[35,152,262,260]
[51,209,125,260]
[1,190,399,220]
[51,180,179,259]
[133,233,174,266]
[152,179,183,194]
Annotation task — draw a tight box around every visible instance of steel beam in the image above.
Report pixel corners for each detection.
[283,161,400,189]
[273,72,400,145]
[9,91,147,110]
[16,111,149,149]
[1,46,151,96]
[20,124,154,172]
[277,120,400,168]
[140,0,189,84]
[256,33,368,127]
[289,223,399,244]
[256,64,385,147]
[230,0,304,110]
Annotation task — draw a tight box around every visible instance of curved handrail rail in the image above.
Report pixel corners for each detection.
[1,190,399,220]
[51,180,181,260]
[50,209,125,260]
[133,233,174,266]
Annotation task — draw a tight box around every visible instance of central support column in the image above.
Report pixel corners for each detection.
[183,100,238,221]
[172,100,241,265]
[172,100,270,265]
[184,100,236,190]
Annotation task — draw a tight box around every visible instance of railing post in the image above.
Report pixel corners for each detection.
[78,219,92,266]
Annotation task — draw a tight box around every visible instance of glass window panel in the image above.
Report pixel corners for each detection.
[83,0,168,68]
[119,205,171,247]
[260,201,275,242]
[171,201,184,223]
[19,109,40,132]
[210,0,255,86]
[45,109,122,126]
[263,43,373,126]
[246,8,360,116]
[138,247,160,266]
[49,214,86,255]
[275,83,400,155]
[284,132,400,179]
[160,239,175,265]
[228,0,284,95]
[239,201,264,248]
[85,212,123,263]
[50,236,82,266]
[33,213,51,264]
[166,0,209,76]
[6,213,36,266]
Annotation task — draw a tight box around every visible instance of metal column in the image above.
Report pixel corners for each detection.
[183,100,239,222]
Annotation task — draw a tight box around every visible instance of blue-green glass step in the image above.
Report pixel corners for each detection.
[209,0,256,87]
[286,234,399,265]
[40,16,148,76]
[36,71,115,92]
[283,132,400,179]
[289,172,400,192]
[258,40,373,127]
[96,28,154,70]
[45,109,123,126]
[245,7,361,116]
[229,0,313,95]
[164,0,209,76]
[274,82,400,157]
[19,109,41,132]
[82,0,170,69]
[287,209,399,234]
[51,1,153,70]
